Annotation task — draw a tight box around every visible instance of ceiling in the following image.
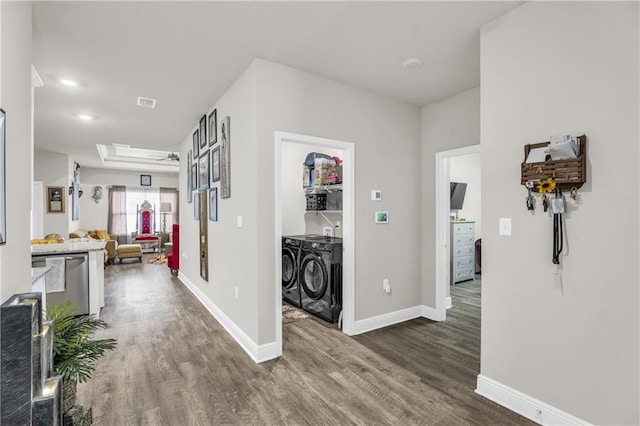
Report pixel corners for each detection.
[32,1,520,172]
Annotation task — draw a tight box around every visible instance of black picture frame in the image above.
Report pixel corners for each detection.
[198,149,210,190]
[211,146,220,183]
[194,191,200,220]
[208,109,217,146]
[192,129,199,159]
[199,114,207,150]
[47,186,65,213]
[191,163,198,191]
[209,187,218,221]
[140,174,151,186]
[0,109,5,244]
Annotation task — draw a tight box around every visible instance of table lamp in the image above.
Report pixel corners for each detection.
[160,202,172,234]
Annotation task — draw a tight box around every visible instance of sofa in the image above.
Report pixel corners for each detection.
[69,229,116,265]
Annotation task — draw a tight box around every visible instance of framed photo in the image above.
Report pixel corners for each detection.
[0,109,5,244]
[186,172,193,203]
[47,186,65,213]
[220,116,231,198]
[140,174,151,186]
[199,114,207,150]
[194,191,200,220]
[190,163,198,191]
[198,150,210,190]
[71,181,80,221]
[188,149,192,165]
[211,146,220,183]
[208,109,217,146]
[209,188,218,221]
[192,129,199,159]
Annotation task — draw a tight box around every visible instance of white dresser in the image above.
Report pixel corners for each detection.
[450,221,475,284]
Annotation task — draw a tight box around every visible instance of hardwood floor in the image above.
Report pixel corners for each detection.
[79,265,533,425]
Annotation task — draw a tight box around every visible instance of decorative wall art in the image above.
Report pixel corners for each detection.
[140,174,151,186]
[220,116,231,198]
[194,190,200,220]
[192,129,199,159]
[190,164,198,191]
[199,114,207,150]
[0,109,5,244]
[198,150,210,190]
[47,186,65,213]
[91,186,103,203]
[211,146,220,183]
[199,190,208,281]
[208,109,217,146]
[209,188,218,221]
[71,181,80,221]
[186,150,193,203]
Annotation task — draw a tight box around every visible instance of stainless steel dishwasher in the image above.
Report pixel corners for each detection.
[32,252,90,314]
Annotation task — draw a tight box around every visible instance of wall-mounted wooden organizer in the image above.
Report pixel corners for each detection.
[521,135,586,192]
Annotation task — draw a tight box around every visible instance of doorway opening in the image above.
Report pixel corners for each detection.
[435,144,481,320]
[274,131,355,356]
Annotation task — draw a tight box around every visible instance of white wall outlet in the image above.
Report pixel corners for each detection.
[182,252,187,259]
[234,286,239,299]
[323,227,333,237]
[237,215,243,228]
[371,190,382,201]
[383,278,391,293]
[499,218,512,236]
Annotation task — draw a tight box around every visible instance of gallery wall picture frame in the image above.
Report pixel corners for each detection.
[47,186,65,213]
[211,146,220,183]
[187,173,193,204]
[198,150,210,190]
[199,114,207,150]
[209,187,218,221]
[220,116,231,198]
[190,163,198,191]
[193,129,199,159]
[194,190,200,220]
[140,174,151,186]
[208,109,217,146]
[0,109,6,244]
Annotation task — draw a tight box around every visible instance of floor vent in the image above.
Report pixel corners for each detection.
[136,96,157,108]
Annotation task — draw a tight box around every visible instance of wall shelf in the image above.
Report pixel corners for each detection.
[520,135,586,192]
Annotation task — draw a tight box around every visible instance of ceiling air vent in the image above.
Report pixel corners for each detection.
[136,96,157,109]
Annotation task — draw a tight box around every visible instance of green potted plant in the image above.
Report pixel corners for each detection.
[47,301,117,412]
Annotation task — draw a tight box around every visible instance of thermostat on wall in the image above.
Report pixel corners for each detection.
[375,211,389,224]
[371,190,382,201]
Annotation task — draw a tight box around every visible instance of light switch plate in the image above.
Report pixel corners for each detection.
[237,215,243,228]
[499,218,512,236]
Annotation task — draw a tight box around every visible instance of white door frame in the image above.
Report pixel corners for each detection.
[435,144,480,321]
[274,131,356,354]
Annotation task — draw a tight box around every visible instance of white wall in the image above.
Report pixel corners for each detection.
[34,150,71,238]
[449,153,481,241]
[480,3,638,424]
[78,167,178,231]
[256,59,421,343]
[0,1,33,302]
[421,87,480,307]
[281,143,343,237]
[179,62,260,343]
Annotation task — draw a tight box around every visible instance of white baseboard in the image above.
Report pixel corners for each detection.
[353,305,423,335]
[475,374,589,425]
[445,296,452,309]
[177,272,281,363]
[421,304,441,321]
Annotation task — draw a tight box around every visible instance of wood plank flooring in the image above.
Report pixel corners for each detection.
[79,264,533,425]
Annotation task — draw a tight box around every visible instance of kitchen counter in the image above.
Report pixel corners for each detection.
[31,241,106,318]
[31,240,106,255]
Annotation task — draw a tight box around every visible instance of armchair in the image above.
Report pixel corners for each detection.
[131,200,160,251]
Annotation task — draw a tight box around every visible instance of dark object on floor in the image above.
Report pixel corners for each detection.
[64,404,92,425]
[282,304,310,324]
[475,238,482,273]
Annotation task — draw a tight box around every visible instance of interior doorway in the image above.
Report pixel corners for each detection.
[274,131,355,357]
[435,144,481,320]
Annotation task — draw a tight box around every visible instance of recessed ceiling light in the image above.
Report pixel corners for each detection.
[402,58,423,70]
[78,114,93,120]
[60,79,78,87]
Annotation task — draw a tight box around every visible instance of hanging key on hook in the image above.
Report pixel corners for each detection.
[541,194,549,212]
[570,186,578,201]
[526,189,535,210]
